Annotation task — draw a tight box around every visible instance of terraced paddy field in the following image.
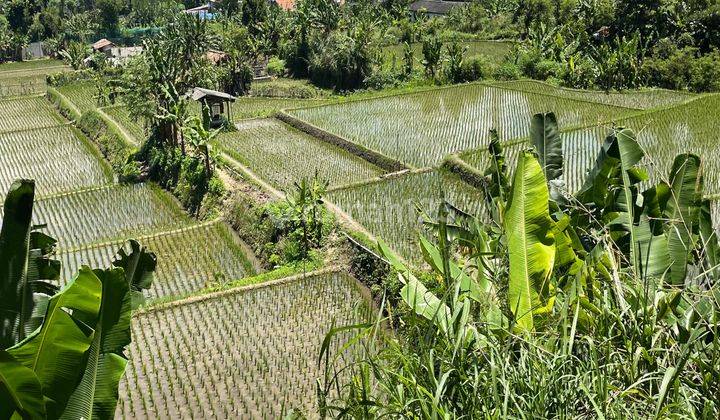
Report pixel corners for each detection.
[0,59,68,97]
[0,96,64,133]
[116,271,370,419]
[217,118,385,191]
[459,94,720,196]
[0,124,113,197]
[103,105,146,143]
[26,184,192,249]
[59,221,258,300]
[229,97,331,120]
[57,81,103,113]
[186,97,332,121]
[0,59,66,72]
[328,170,485,263]
[489,80,697,110]
[289,84,635,167]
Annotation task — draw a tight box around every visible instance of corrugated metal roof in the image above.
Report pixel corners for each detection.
[92,38,114,50]
[191,87,236,102]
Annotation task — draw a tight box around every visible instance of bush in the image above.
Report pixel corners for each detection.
[459,54,493,82]
[689,50,720,92]
[492,61,521,80]
[46,69,96,87]
[266,57,286,76]
[558,55,595,89]
[642,46,720,92]
[142,140,224,217]
[364,69,403,90]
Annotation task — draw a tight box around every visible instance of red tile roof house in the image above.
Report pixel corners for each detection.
[92,39,115,54]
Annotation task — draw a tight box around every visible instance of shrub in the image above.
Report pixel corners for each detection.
[642,46,720,92]
[46,69,95,87]
[689,50,720,92]
[492,61,521,80]
[225,175,334,268]
[142,141,223,217]
[266,57,286,76]
[459,54,493,82]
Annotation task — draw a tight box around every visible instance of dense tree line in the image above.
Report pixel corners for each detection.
[2,0,720,89]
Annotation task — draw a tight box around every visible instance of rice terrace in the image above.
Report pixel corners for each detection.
[1,1,720,419]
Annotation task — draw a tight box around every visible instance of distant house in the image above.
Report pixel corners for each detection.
[190,87,237,128]
[409,0,464,18]
[92,39,116,54]
[273,0,296,10]
[183,1,218,19]
[206,49,230,66]
[109,46,144,65]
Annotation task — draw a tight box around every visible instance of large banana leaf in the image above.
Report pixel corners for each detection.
[665,154,702,285]
[504,151,556,331]
[530,112,562,182]
[615,129,671,280]
[698,199,720,281]
[378,240,451,333]
[8,268,102,418]
[62,241,155,419]
[0,180,35,349]
[576,132,620,206]
[0,350,45,419]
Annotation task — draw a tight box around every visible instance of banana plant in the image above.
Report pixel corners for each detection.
[504,152,557,331]
[0,180,156,419]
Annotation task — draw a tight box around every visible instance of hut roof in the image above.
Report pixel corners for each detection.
[191,87,236,102]
[92,38,115,51]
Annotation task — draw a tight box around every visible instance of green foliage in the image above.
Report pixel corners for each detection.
[59,42,90,71]
[226,174,334,268]
[442,41,465,83]
[505,152,556,331]
[323,112,720,417]
[0,179,155,419]
[78,110,137,174]
[421,35,442,80]
[266,56,286,76]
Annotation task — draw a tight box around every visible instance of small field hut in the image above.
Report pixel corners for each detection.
[190,87,237,128]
